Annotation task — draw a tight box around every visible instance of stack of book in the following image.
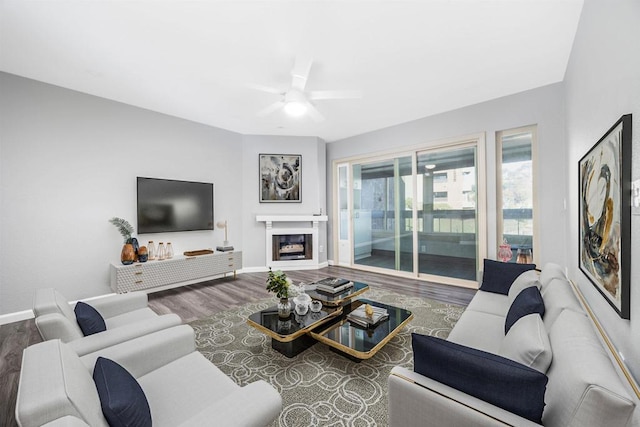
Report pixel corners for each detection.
[347,305,389,327]
[314,277,354,294]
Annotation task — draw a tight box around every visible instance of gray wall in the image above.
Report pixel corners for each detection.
[326,83,567,269]
[0,73,328,316]
[563,0,640,382]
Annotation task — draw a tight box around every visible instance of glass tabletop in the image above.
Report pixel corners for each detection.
[309,299,413,359]
[247,304,340,342]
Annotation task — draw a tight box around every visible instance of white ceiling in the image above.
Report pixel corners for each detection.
[0,0,584,142]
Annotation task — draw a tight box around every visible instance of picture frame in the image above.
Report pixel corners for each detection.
[259,154,302,202]
[578,114,632,319]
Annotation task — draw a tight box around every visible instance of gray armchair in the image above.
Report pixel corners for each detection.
[33,288,182,355]
[16,325,282,427]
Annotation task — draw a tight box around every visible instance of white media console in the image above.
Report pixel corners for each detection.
[110,251,242,293]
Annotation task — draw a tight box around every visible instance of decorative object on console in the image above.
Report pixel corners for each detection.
[259,154,301,202]
[498,238,513,262]
[166,242,174,259]
[216,220,234,251]
[183,249,214,256]
[157,242,165,260]
[137,246,148,263]
[147,241,156,261]
[109,217,136,265]
[579,114,632,319]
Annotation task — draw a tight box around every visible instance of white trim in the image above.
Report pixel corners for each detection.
[0,309,34,325]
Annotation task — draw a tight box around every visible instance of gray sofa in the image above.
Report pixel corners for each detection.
[33,288,182,355]
[389,263,636,426]
[16,325,282,427]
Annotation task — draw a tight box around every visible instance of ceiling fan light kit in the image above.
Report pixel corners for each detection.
[249,56,361,121]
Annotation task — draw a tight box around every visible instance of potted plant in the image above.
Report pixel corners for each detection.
[109,217,136,265]
[266,267,292,318]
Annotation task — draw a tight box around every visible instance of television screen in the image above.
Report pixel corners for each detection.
[137,177,214,234]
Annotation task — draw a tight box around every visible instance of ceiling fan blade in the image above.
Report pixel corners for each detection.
[308,90,363,100]
[305,102,325,122]
[291,55,313,91]
[246,83,283,95]
[257,101,285,117]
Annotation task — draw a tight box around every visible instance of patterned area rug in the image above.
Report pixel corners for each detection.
[190,288,465,427]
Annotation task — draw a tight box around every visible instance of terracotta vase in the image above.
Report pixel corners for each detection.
[121,243,135,265]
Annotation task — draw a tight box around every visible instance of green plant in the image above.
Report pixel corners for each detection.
[109,217,134,243]
[266,267,290,299]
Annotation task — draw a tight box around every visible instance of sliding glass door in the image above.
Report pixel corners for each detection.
[416,145,479,281]
[352,156,414,273]
[334,135,485,287]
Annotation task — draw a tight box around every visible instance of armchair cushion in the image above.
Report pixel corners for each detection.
[504,286,544,334]
[74,302,107,336]
[479,259,536,295]
[412,333,547,424]
[93,357,151,427]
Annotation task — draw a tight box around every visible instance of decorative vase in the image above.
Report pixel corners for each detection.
[121,243,135,265]
[138,246,148,263]
[157,242,166,260]
[130,237,140,261]
[166,242,174,259]
[498,239,513,262]
[278,298,291,319]
[147,241,156,261]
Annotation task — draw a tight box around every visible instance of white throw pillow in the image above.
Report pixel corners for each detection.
[507,270,541,306]
[499,313,552,373]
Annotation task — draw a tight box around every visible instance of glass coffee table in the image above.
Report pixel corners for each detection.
[247,280,413,360]
[247,304,342,358]
[309,298,413,360]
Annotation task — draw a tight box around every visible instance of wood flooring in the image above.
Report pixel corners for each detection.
[0,265,475,426]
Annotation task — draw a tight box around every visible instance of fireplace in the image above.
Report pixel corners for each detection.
[256,214,328,270]
[272,234,313,261]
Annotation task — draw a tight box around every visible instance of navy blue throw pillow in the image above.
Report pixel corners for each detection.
[480,259,536,295]
[504,286,545,334]
[412,334,547,424]
[74,301,107,336]
[93,357,152,427]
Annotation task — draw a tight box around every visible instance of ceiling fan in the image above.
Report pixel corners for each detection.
[248,56,362,122]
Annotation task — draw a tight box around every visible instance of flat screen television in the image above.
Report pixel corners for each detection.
[137,177,214,234]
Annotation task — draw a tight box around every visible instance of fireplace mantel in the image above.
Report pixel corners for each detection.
[256,214,328,224]
[256,214,327,270]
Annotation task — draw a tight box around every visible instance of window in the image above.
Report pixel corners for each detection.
[496,126,538,264]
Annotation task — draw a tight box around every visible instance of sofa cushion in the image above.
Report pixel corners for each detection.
[412,333,547,424]
[499,313,552,373]
[464,290,509,317]
[479,259,536,295]
[93,357,152,427]
[543,310,634,427]
[541,278,584,330]
[446,310,506,354]
[504,286,544,334]
[539,262,566,291]
[507,270,540,306]
[74,302,107,336]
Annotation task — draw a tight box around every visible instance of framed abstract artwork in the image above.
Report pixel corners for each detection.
[578,114,632,319]
[259,154,302,202]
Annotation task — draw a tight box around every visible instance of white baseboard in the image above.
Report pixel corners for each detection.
[0,309,34,325]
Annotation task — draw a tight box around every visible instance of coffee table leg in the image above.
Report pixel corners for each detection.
[271,334,317,358]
